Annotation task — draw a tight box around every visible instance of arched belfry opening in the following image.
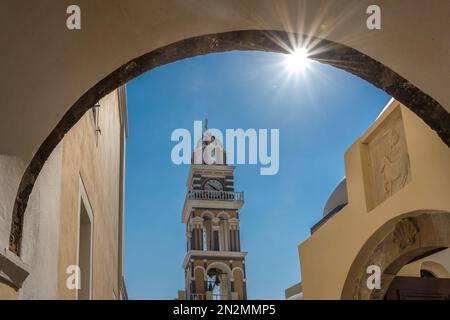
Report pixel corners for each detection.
[206,267,231,300]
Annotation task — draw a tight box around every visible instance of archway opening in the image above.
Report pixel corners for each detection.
[384,249,450,300]
[9,30,450,260]
[4,25,449,300]
[342,212,450,300]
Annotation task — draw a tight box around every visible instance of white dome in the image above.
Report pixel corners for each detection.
[322,178,348,217]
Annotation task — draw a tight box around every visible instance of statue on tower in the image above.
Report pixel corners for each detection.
[192,119,226,165]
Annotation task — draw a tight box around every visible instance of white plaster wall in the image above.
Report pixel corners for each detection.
[0,156,26,251]
[19,143,63,299]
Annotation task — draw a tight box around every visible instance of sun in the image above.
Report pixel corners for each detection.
[284,48,310,72]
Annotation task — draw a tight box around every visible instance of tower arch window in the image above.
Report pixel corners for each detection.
[202,215,213,251]
[206,263,233,300]
[218,215,230,251]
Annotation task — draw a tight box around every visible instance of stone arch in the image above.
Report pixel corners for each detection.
[206,261,233,279]
[201,210,214,219]
[9,30,450,255]
[193,266,207,280]
[341,210,450,300]
[420,261,450,279]
[217,211,231,220]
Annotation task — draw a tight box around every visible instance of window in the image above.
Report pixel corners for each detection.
[213,230,220,251]
[78,181,93,300]
[219,217,229,251]
[203,217,212,251]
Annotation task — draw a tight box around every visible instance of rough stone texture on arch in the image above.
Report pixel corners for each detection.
[9,30,450,256]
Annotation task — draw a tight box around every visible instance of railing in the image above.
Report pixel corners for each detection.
[187,190,244,201]
[188,293,229,300]
[190,293,206,300]
[212,294,229,300]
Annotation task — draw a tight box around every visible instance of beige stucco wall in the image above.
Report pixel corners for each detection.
[57,89,123,299]
[0,281,17,300]
[298,100,450,299]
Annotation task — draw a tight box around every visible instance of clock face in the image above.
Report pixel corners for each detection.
[204,179,223,191]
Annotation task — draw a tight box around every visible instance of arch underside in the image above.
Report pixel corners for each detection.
[342,211,450,300]
[9,30,450,255]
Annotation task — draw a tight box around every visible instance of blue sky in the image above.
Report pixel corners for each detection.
[124,51,391,299]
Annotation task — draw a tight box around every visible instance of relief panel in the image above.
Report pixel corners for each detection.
[365,108,411,209]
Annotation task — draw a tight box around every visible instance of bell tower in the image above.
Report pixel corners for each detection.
[178,125,247,300]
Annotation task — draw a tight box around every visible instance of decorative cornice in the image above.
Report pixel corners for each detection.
[182,250,247,268]
[182,195,244,223]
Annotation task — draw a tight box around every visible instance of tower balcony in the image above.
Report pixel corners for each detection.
[182,190,244,223]
[189,291,238,300]
[188,190,244,201]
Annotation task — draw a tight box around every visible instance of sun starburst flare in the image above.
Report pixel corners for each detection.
[284,48,311,72]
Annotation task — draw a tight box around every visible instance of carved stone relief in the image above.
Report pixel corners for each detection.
[366,109,411,208]
[342,212,450,300]
[392,218,419,250]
